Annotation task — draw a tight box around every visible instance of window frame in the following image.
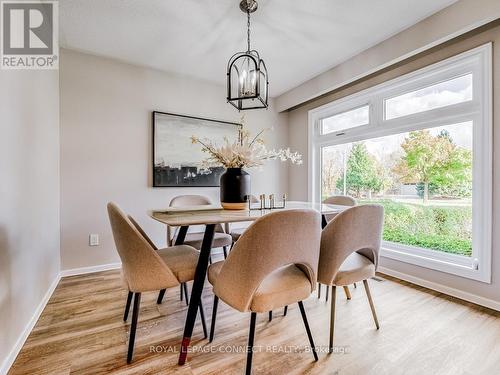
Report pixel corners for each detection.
[320,103,371,135]
[308,43,492,283]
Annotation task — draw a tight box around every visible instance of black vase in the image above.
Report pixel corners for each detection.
[220,168,251,210]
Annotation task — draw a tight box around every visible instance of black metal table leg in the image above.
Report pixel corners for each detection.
[178,223,216,365]
[175,226,189,245]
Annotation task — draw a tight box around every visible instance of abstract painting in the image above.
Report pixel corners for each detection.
[152,111,241,187]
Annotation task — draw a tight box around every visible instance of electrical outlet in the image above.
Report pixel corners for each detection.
[89,234,99,246]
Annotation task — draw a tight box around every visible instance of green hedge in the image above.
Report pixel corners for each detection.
[360,199,472,257]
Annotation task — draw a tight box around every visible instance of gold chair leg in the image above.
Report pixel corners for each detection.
[343,286,352,300]
[363,279,380,329]
[329,286,336,353]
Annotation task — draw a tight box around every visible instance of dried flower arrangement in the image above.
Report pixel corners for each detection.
[191,118,302,170]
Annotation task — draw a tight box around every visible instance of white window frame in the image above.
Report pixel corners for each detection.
[308,44,492,283]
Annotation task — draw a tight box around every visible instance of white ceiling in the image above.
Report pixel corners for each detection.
[60,0,459,97]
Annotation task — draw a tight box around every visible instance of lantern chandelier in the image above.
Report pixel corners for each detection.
[227,0,269,111]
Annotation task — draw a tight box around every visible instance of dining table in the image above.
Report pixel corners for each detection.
[150,200,348,365]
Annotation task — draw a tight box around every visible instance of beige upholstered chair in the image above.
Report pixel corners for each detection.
[229,195,260,244]
[208,209,321,374]
[318,204,384,353]
[319,195,357,300]
[107,202,207,363]
[323,195,356,207]
[168,195,233,258]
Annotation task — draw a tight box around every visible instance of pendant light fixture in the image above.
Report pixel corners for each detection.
[227,0,269,111]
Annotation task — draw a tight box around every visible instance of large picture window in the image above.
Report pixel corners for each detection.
[309,44,492,282]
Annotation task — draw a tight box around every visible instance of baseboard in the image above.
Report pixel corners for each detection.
[0,273,61,375]
[378,266,500,312]
[1,262,122,374]
[59,262,121,277]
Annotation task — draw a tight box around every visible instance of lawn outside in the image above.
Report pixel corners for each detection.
[359,197,472,257]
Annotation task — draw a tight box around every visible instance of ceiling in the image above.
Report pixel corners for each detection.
[60,0,459,97]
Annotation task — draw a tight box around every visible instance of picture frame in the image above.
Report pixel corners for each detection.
[152,111,241,187]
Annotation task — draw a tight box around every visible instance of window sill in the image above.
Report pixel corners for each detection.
[380,242,491,283]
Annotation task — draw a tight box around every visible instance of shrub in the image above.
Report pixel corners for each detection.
[360,199,472,257]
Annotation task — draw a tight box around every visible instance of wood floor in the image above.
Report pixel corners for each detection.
[9,260,500,375]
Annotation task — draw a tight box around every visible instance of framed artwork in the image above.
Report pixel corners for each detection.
[152,111,241,187]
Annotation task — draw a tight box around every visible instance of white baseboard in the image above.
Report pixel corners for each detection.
[378,266,500,312]
[1,263,121,374]
[59,262,121,277]
[0,273,61,375]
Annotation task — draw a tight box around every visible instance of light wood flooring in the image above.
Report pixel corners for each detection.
[8,260,500,375]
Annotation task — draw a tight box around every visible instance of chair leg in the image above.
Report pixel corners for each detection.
[180,283,183,301]
[183,282,189,306]
[283,306,288,316]
[246,312,257,375]
[223,246,228,259]
[363,279,380,329]
[298,301,318,362]
[329,286,336,353]
[268,311,272,322]
[157,289,166,305]
[317,283,321,299]
[209,295,219,343]
[127,292,141,364]
[124,291,133,321]
[199,298,208,339]
[354,282,357,288]
[343,285,352,300]
[326,286,330,302]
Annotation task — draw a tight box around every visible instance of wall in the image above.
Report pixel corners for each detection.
[0,70,60,371]
[276,0,500,111]
[59,49,290,271]
[287,23,500,305]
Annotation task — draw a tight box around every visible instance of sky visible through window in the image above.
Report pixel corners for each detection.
[385,74,473,120]
[321,105,369,134]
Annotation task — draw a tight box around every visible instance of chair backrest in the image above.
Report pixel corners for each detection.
[107,202,178,292]
[213,209,321,312]
[169,194,224,233]
[169,194,212,207]
[323,195,356,207]
[128,215,158,250]
[318,205,384,286]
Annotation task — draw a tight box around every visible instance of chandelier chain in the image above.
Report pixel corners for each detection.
[247,10,251,52]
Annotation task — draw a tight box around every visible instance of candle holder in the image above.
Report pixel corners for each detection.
[247,194,287,211]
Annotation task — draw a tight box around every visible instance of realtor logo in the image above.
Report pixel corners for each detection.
[1,0,58,69]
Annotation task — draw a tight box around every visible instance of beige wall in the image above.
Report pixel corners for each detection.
[59,49,290,271]
[287,23,500,304]
[276,0,500,111]
[0,70,60,370]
